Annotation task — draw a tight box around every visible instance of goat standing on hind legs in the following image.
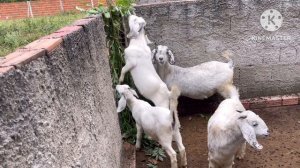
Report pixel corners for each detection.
[116,85,187,168]
[118,15,170,108]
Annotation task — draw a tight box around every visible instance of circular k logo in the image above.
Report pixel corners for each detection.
[260,9,283,31]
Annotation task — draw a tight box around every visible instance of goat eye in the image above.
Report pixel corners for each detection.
[253,122,258,127]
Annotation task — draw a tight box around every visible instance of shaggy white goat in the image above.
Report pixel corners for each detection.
[119,16,170,108]
[116,84,187,168]
[152,45,237,99]
[207,92,269,168]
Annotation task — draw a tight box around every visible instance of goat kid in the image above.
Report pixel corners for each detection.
[152,45,237,100]
[119,16,170,108]
[207,93,269,168]
[116,84,187,168]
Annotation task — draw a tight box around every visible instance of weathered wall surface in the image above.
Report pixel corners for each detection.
[0,16,122,168]
[137,0,172,5]
[136,0,300,98]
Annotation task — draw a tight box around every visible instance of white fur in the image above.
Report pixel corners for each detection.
[207,92,269,168]
[116,84,187,168]
[152,45,237,99]
[119,16,170,108]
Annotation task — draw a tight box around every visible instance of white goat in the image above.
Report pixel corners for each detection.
[152,45,237,99]
[119,16,170,108]
[116,84,187,168]
[207,92,269,168]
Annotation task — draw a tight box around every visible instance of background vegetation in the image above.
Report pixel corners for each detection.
[87,1,167,167]
[88,0,138,144]
[0,12,84,57]
[0,0,166,166]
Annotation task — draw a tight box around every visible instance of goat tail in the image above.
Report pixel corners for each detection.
[169,85,181,129]
[229,85,240,100]
[222,50,234,68]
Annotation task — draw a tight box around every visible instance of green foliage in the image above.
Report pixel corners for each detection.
[145,147,166,161]
[143,135,167,165]
[87,1,166,167]
[86,0,136,136]
[0,12,85,57]
[141,135,159,150]
[146,163,157,168]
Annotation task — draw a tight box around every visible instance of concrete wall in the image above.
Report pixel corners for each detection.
[0,16,122,168]
[136,0,300,98]
[137,0,172,5]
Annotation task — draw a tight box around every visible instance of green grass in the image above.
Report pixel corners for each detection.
[0,12,85,57]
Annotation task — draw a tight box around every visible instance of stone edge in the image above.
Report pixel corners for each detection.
[241,93,300,109]
[135,0,198,8]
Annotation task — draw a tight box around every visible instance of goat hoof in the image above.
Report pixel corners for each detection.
[236,155,245,160]
[236,154,245,160]
[236,156,244,160]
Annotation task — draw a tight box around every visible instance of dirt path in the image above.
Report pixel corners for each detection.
[136,105,300,168]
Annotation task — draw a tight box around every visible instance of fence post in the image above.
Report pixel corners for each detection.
[27,1,33,18]
[59,0,64,12]
[91,0,94,8]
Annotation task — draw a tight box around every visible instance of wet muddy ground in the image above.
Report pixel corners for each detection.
[136,105,300,168]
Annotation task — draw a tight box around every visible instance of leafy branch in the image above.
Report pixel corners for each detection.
[86,1,166,167]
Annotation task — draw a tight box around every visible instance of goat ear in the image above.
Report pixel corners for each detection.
[127,18,140,39]
[239,121,263,150]
[167,49,175,65]
[129,88,139,98]
[138,20,146,30]
[151,49,157,64]
[117,95,127,113]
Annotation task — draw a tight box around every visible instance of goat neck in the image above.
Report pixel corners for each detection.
[156,62,172,82]
[124,92,138,110]
[222,121,245,150]
[125,93,146,123]
[129,29,148,47]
